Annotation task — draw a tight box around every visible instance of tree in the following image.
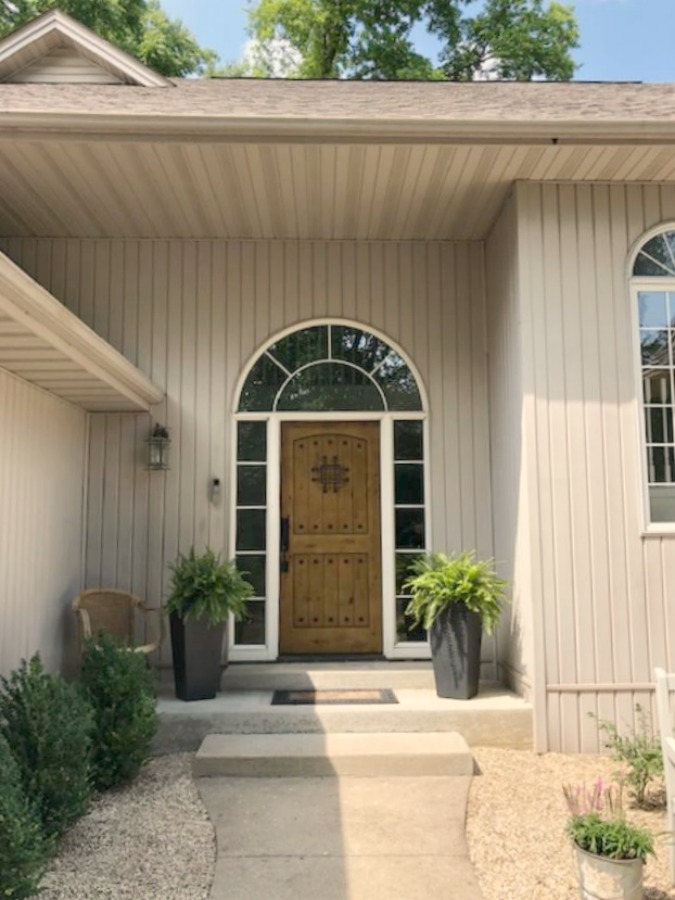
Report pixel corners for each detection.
[242,0,579,81]
[0,0,216,76]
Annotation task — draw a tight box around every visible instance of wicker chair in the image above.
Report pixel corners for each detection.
[72,589,163,656]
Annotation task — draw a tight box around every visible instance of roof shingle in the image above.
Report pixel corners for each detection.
[1,78,674,124]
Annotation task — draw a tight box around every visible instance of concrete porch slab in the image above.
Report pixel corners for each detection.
[193,732,474,777]
[155,684,532,753]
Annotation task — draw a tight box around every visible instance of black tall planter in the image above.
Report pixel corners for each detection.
[429,605,482,700]
[170,613,227,701]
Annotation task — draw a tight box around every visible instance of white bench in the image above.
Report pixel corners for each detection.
[655,667,675,885]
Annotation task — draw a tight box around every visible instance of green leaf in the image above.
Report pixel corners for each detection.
[166,547,254,626]
[404,551,508,634]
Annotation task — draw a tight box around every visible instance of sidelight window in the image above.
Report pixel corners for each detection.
[234,421,267,645]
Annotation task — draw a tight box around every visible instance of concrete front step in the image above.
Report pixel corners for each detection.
[155,686,532,753]
[220,662,436,692]
[194,732,473,778]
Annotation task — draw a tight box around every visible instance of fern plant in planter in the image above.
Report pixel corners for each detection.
[405,552,507,699]
[167,548,253,701]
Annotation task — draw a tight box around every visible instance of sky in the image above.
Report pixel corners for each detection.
[160,0,675,82]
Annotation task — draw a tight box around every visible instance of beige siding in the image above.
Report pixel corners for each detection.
[0,239,494,669]
[486,193,537,706]
[8,47,122,84]
[0,368,87,676]
[517,182,675,751]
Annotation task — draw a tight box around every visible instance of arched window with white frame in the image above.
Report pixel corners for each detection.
[632,227,675,525]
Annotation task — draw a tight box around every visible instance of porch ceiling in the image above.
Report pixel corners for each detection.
[1,138,675,241]
[0,249,164,410]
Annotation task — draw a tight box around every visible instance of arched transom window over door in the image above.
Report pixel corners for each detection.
[633,227,675,525]
[232,322,430,660]
[238,323,423,413]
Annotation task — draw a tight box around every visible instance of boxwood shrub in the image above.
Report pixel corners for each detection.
[0,732,49,899]
[0,655,94,839]
[80,634,158,790]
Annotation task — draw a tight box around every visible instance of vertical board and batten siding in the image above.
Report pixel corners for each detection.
[0,238,494,670]
[485,193,537,703]
[517,181,675,751]
[0,367,87,676]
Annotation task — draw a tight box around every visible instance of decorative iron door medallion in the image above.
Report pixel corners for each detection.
[280,422,382,654]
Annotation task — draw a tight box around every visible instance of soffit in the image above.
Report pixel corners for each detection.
[0,139,675,241]
[0,249,164,411]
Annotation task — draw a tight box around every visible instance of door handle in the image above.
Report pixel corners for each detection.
[280,517,290,573]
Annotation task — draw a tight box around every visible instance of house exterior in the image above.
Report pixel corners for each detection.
[1,9,674,752]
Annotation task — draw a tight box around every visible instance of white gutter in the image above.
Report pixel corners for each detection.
[1,111,675,145]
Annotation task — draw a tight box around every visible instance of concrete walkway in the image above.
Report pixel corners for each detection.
[197,773,485,900]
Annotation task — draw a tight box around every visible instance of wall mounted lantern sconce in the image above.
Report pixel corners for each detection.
[147,422,171,471]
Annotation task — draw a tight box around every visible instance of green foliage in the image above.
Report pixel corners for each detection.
[0,0,216,76]
[591,705,664,809]
[0,733,49,900]
[563,779,654,861]
[167,547,253,626]
[79,635,158,791]
[404,551,507,633]
[242,0,579,81]
[434,0,578,81]
[0,656,93,840]
[566,814,654,861]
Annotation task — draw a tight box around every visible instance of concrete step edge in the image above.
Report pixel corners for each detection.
[193,731,474,778]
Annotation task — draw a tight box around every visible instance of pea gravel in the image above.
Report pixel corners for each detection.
[35,745,675,900]
[467,747,674,900]
[41,754,215,900]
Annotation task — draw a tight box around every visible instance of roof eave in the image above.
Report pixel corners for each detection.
[0,249,165,411]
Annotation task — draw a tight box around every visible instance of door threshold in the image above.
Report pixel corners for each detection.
[276,654,387,663]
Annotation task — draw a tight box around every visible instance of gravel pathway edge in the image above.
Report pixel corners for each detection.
[466,747,674,900]
[41,754,216,900]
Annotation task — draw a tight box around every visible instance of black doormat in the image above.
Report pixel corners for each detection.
[271,688,398,706]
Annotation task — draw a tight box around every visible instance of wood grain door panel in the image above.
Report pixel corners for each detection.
[280,422,382,654]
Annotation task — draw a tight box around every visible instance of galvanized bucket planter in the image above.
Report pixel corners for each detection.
[575,846,644,900]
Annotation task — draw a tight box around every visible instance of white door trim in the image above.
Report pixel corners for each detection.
[228,410,431,661]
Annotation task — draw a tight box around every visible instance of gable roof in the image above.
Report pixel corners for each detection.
[0,9,170,87]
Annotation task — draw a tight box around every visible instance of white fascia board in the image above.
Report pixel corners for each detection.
[0,10,170,87]
[0,250,164,411]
